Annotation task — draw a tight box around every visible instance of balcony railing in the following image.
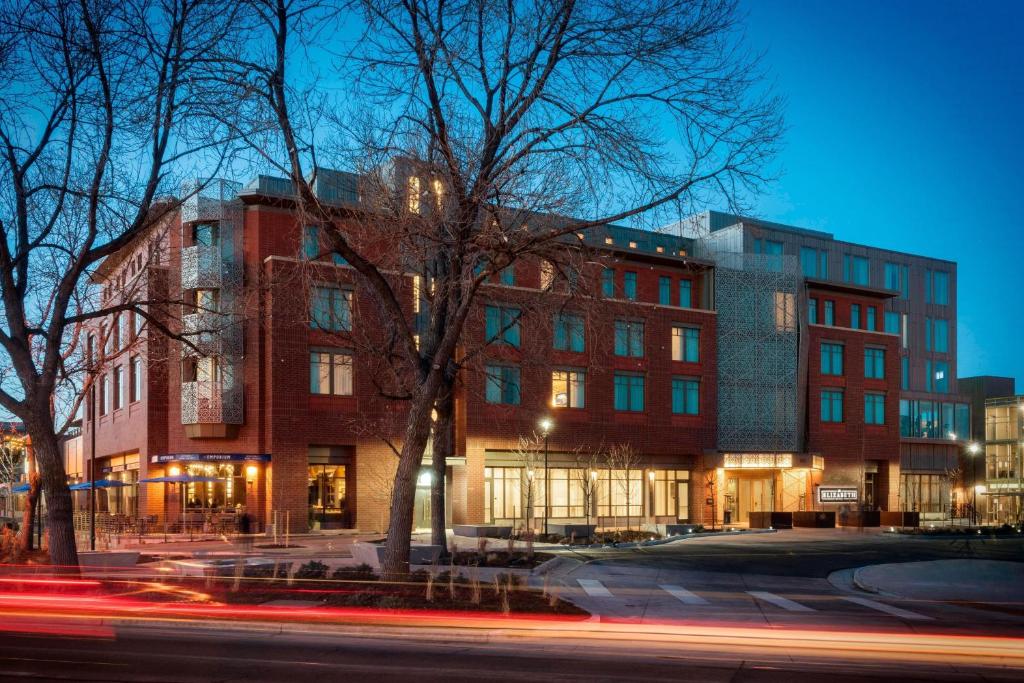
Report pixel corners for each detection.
[181,380,243,425]
[181,312,242,357]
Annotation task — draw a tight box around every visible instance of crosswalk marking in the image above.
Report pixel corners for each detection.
[660,584,709,605]
[746,591,816,612]
[577,579,613,597]
[841,596,934,621]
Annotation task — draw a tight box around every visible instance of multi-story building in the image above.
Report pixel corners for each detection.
[77,181,966,533]
[982,395,1024,524]
[958,376,1015,519]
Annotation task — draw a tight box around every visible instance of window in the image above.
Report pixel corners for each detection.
[933,271,949,305]
[407,175,421,213]
[310,351,353,396]
[499,267,515,286]
[485,365,521,405]
[901,356,909,390]
[865,347,885,379]
[851,304,860,329]
[901,399,970,439]
[865,393,885,425]
[485,305,521,347]
[540,261,555,289]
[484,467,522,521]
[884,262,901,292]
[884,311,899,334]
[843,254,869,285]
[533,468,586,518]
[933,360,949,393]
[925,317,931,352]
[602,268,615,298]
[821,389,843,423]
[551,370,585,408]
[824,300,835,326]
[658,276,671,305]
[800,246,818,277]
[87,334,96,367]
[866,306,877,331]
[110,315,121,352]
[671,326,699,363]
[129,356,142,403]
[821,342,843,375]
[774,292,796,332]
[100,375,110,415]
[756,239,784,272]
[925,360,932,392]
[614,319,644,357]
[113,365,124,410]
[623,272,637,300]
[652,470,690,519]
[613,373,645,412]
[193,223,218,247]
[311,287,352,332]
[808,298,817,324]
[900,264,909,298]
[596,469,643,518]
[671,378,700,415]
[679,280,692,308]
[901,313,909,348]
[933,318,949,353]
[132,310,144,338]
[553,313,585,352]
[303,226,319,260]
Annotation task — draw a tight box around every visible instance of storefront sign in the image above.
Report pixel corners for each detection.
[150,453,272,464]
[817,486,858,504]
[723,453,793,469]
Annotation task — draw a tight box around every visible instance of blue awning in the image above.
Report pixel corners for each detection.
[69,480,130,491]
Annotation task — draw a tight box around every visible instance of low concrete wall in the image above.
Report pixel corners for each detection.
[792,511,835,528]
[879,511,920,527]
[747,512,793,529]
[453,525,513,539]
[77,551,139,567]
[350,542,443,569]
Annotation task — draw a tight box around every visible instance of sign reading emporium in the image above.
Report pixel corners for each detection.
[150,453,271,464]
[817,486,858,503]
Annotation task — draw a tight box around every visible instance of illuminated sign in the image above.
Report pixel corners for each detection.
[723,453,793,469]
[817,486,858,503]
[150,453,271,464]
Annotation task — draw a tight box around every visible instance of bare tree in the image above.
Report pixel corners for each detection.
[0,0,241,568]
[605,442,643,533]
[573,448,603,543]
[227,0,780,577]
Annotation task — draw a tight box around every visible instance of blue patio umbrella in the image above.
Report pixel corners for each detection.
[11,483,30,494]
[69,480,131,491]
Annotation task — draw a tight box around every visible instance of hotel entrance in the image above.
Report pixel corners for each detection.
[725,474,773,524]
[307,446,354,530]
[710,452,822,526]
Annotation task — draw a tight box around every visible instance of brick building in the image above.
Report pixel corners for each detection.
[76,181,967,533]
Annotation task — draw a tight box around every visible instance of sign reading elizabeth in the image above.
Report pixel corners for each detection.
[817,486,858,504]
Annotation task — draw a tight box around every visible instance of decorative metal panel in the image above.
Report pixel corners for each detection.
[181,312,243,358]
[181,379,243,425]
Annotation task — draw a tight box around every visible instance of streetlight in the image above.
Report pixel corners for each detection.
[967,442,982,525]
[538,417,553,536]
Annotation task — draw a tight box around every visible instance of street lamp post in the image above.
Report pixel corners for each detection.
[968,442,981,525]
[539,418,553,537]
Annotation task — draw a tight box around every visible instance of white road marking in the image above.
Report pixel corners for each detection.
[576,579,613,597]
[746,591,816,612]
[841,596,934,620]
[659,584,709,605]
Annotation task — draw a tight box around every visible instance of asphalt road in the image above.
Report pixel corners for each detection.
[0,620,1021,683]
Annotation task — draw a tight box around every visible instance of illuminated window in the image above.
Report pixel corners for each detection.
[310,351,353,395]
[774,292,796,331]
[656,246,665,253]
[540,261,555,289]
[130,356,142,403]
[671,326,699,362]
[629,241,637,249]
[604,237,613,245]
[431,178,444,208]
[551,370,585,408]
[412,275,421,313]
[407,176,421,214]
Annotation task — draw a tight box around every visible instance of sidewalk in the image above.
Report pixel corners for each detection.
[853,559,1024,603]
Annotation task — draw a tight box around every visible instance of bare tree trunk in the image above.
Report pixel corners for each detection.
[430,382,454,552]
[17,444,38,554]
[32,431,77,569]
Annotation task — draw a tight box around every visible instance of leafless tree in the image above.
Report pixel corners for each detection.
[573,448,603,542]
[0,0,241,568]
[604,442,643,532]
[227,0,781,577]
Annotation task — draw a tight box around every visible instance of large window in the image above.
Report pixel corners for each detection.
[865,347,885,379]
[884,311,899,334]
[679,280,692,308]
[533,468,586,518]
[900,473,948,514]
[596,469,643,518]
[614,319,644,357]
[932,270,949,305]
[652,470,690,520]
[824,300,835,326]
[602,268,615,298]
[129,356,142,403]
[800,247,828,278]
[671,378,700,415]
[613,373,645,412]
[311,287,352,332]
[821,389,843,423]
[551,370,585,409]
[900,399,970,438]
[932,318,949,353]
[303,226,319,260]
[808,298,818,324]
[553,313,585,352]
[866,306,877,331]
[113,365,124,410]
[310,351,353,395]
[843,254,870,285]
[499,266,515,286]
[865,393,885,425]
[821,342,843,375]
[658,276,671,305]
[623,272,638,300]
[671,326,699,363]
[485,305,521,347]
[933,360,949,393]
[755,239,784,272]
[884,262,908,297]
[485,365,521,405]
[851,304,861,329]
[484,467,523,521]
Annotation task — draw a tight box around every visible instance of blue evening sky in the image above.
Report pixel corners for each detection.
[739,0,1023,387]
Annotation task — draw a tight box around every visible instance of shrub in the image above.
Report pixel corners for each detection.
[295,560,329,580]
[332,563,378,581]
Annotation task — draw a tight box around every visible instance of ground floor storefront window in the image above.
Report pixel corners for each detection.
[308,465,347,528]
[900,473,949,513]
[184,463,247,509]
[652,470,690,520]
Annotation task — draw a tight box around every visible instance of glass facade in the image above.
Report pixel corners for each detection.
[899,399,969,439]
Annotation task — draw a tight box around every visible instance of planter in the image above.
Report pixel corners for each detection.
[350,541,443,569]
[547,523,595,539]
[453,524,513,539]
[839,511,881,527]
[747,512,793,529]
[880,511,920,528]
[792,511,835,528]
[642,523,703,536]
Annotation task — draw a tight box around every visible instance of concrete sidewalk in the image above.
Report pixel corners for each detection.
[853,559,1024,603]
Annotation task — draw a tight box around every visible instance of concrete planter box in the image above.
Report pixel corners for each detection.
[351,541,443,569]
[642,523,703,536]
[453,524,513,539]
[792,511,835,528]
[547,523,595,539]
[880,511,920,528]
[77,551,139,568]
[839,511,881,527]
[747,512,793,529]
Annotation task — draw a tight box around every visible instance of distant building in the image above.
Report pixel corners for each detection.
[982,395,1024,524]
[959,376,1015,519]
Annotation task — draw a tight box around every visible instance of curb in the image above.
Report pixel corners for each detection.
[851,566,881,594]
[531,556,583,576]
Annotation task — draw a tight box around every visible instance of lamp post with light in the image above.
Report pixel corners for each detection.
[967,442,981,525]
[538,418,553,536]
